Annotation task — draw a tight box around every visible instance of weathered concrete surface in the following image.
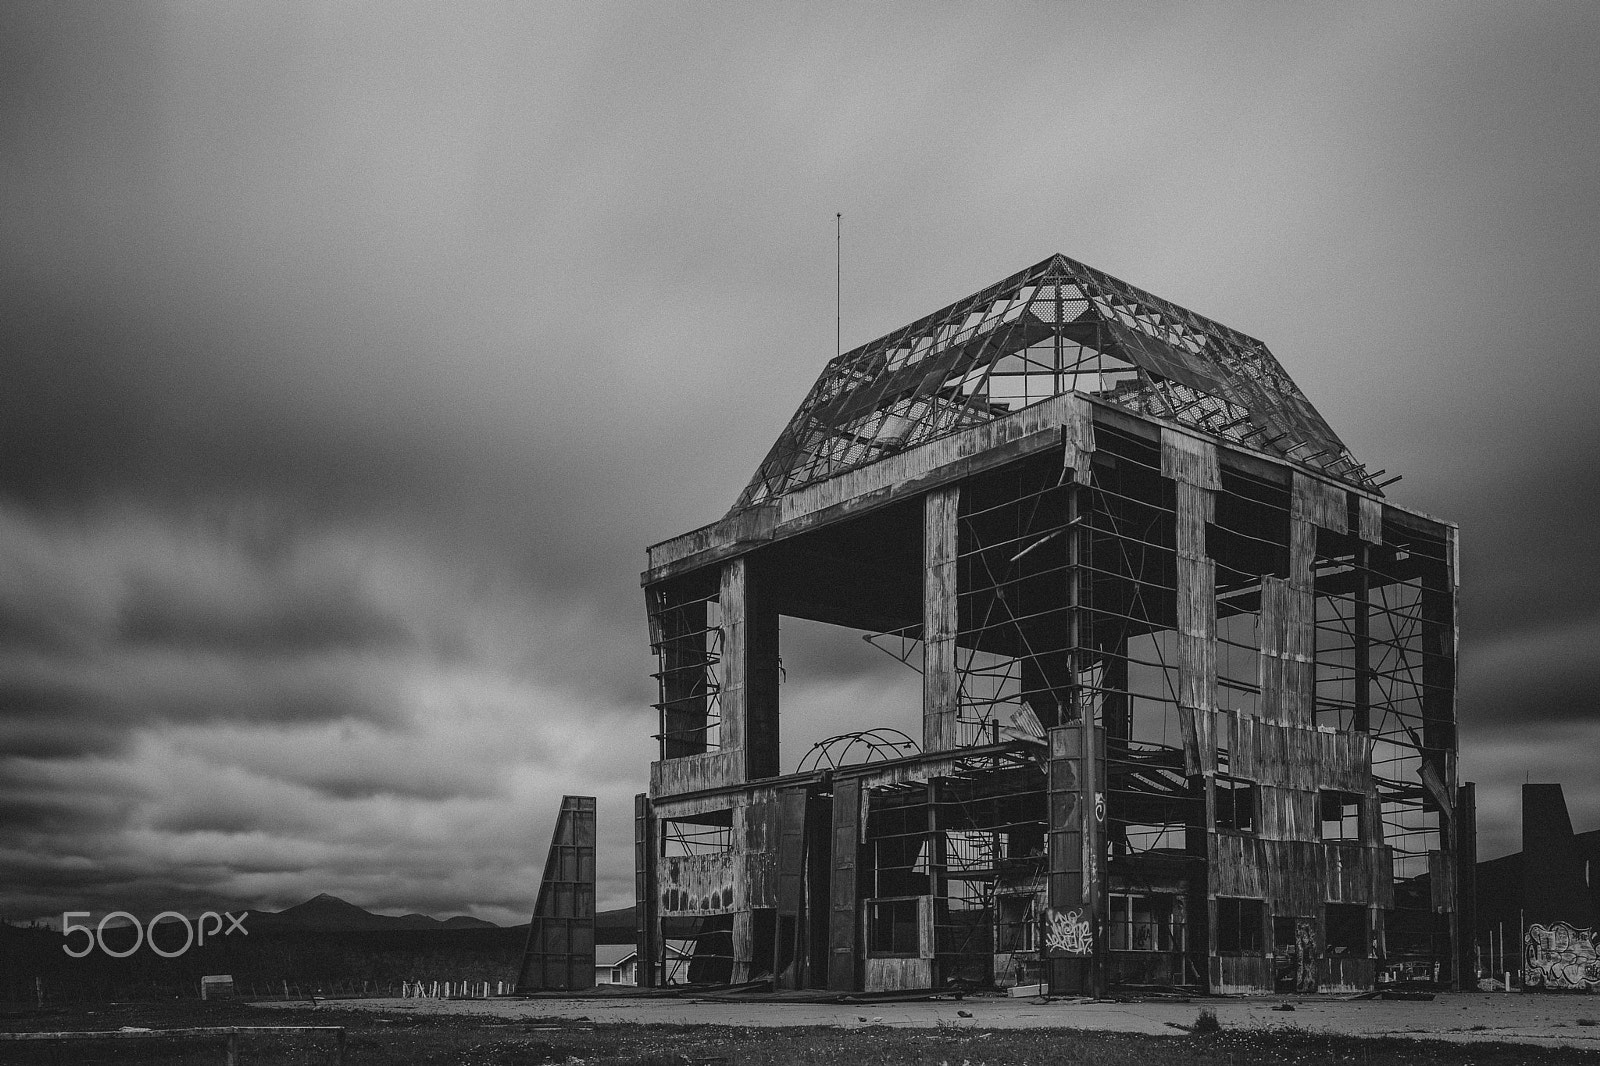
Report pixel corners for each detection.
[258,992,1600,1049]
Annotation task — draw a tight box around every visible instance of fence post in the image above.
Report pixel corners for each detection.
[224,1031,238,1066]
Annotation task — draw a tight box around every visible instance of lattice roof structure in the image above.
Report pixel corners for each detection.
[735,254,1375,511]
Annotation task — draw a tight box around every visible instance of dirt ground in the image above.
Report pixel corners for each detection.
[254,989,1600,1050]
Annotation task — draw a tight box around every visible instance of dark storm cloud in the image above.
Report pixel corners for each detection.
[0,757,149,860]
[2,4,688,608]
[146,805,276,838]
[1457,457,1600,642]
[0,654,405,735]
[118,571,414,656]
[1464,618,1600,726]
[0,794,119,837]
[1,0,1597,918]
[0,687,128,759]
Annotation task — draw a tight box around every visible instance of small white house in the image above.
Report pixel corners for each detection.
[594,941,694,986]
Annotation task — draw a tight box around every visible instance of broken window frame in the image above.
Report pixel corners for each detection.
[660,810,734,858]
[1216,897,1265,954]
[995,893,1039,954]
[648,575,725,760]
[1319,789,1363,843]
[1324,903,1368,958]
[1106,891,1187,954]
[1215,776,1257,836]
[867,897,924,958]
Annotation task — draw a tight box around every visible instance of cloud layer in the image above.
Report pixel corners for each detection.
[3,2,1598,922]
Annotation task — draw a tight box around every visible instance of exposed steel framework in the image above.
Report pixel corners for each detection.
[736,254,1376,511]
[638,256,1466,997]
[795,728,921,773]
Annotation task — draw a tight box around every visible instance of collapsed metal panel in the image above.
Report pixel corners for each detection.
[516,795,597,992]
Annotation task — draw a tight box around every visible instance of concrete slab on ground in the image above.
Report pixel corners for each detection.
[255,991,1600,1049]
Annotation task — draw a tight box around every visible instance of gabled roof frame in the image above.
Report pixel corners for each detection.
[736,254,1375,512]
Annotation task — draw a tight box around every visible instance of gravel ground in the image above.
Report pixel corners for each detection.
[253,990,1600,1049]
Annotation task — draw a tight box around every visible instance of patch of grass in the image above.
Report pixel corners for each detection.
[9,1001,1600,1066]
[1192,1008,1222,1034]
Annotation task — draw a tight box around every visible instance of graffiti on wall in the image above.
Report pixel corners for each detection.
[1294,918,1319,994]
[1525,922,1600,991]
[1042,907,1093,957]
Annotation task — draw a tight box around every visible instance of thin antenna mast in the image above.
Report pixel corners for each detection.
[835,213,842,358]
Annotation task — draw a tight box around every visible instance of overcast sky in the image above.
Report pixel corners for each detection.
[3,3,1598,925]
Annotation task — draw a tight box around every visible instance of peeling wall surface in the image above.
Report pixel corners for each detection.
[658,853,743,916]
[634,258,1466,996]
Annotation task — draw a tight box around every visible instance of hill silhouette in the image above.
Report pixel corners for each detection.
[2,897,643,1002]
[248,893,633,940]
[250,893,501,933]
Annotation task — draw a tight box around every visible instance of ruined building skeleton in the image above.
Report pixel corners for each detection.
[635,254,1469,994]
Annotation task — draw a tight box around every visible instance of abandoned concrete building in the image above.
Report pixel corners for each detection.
[635,254,1470,995]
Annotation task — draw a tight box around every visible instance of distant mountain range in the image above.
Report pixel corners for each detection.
[243,892,639,941]
[0,895,647,1000]
[248,893,502,933]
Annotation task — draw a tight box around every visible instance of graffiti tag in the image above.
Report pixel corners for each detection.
[1526,922,1600,991]
[1041,907,1093,957]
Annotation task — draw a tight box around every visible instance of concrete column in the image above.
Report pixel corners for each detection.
[923,486,960,752]
[720,556,780,779]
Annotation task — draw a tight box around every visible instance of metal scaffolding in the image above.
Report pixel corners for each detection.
[637,253,1464,996]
